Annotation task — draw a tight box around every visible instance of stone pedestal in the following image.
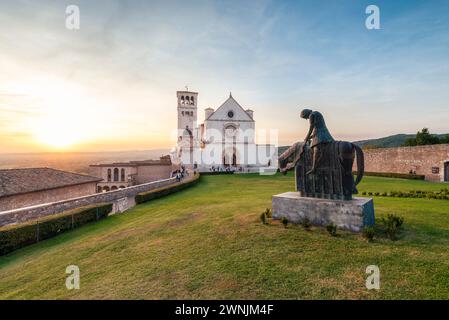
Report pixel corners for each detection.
[272,192,374,232]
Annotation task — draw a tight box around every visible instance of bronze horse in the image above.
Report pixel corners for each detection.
[279,141,365,198]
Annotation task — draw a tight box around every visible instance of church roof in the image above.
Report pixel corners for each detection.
[0,168,102,198]
[206,93,254,121]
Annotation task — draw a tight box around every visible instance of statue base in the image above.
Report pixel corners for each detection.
[272,192,374,232]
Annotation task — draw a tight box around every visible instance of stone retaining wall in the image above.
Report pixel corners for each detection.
[0,176,195,227]
[360,144,449,182]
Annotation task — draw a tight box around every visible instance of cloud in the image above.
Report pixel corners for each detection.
[0,0,449,151]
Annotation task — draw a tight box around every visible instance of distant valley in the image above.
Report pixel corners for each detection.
[0,149,171,174]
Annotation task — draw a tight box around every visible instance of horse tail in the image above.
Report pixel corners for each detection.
[353,143,364,187]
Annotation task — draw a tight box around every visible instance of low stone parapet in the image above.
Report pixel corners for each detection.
[0,176,181,227]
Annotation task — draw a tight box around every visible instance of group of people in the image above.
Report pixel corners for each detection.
[209,166,239,173]
[172,166,188,182]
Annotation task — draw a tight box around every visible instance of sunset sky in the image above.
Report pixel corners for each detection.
[1,0,449,153]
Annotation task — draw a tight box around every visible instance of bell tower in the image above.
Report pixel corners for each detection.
[177,90,198,137]
[176,90,198,168]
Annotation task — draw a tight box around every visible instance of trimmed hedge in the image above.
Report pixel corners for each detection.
[201,171,234,176]
[354,171,425,180]
[135,174,200,204]
[361,188,449,200]
[0,203,112,256]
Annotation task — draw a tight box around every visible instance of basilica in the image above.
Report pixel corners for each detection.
[171,90,277,173]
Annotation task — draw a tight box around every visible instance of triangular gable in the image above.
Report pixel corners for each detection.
[206,95,254,121]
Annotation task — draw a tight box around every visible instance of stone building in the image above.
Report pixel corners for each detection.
[362,144,449,181]
[89,155,175,192]
[0,168,101,212]
[171,90,277,172]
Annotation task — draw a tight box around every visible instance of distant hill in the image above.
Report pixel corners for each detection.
[278,133,449,155]
[354,133,449,148]
[353,134,415,148]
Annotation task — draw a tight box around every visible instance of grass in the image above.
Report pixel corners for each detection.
[0,173,448,299]
[358,175,448,193]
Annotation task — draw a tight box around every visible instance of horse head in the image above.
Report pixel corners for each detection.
[278,142,303,175]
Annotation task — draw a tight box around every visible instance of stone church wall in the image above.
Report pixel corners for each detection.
[361,144,449,181]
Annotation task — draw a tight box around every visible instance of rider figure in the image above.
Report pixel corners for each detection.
[300,109,334,175]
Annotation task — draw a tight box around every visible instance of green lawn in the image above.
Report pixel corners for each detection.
[0,173,448,299]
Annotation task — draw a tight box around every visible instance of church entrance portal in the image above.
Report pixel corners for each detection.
[223,148,237,166]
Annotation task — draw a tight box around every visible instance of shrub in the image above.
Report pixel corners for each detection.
[260,212,267,225]
[363,226,375,242]
[374,192,380,196]
[265,208,272,218]
[361,191,367,195]
[281,217,289,228]
[0,224,37,256]
[38,215,72,241]
[382,214,404,240]
[366,189,449,201]
[355,171,425,180]
[135,174,199,204]
[0,203,112,256]
[301,217,311,230]
[326,223,337,237]
[201,171,234,175]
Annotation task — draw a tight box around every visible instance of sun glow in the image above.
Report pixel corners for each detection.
[34,120,85,149]
[6,76,108,150]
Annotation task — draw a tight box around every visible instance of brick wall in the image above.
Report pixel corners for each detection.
[0,175,195,227]
[361,144,449,181]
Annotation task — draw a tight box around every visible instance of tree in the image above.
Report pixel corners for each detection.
[403,128,440,146]
[440,135,449,144]
[416,128,440,145]
[403,138,417,146]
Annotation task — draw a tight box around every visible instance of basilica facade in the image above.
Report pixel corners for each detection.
[171,90,277,173]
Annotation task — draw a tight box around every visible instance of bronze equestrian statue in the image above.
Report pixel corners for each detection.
[279,109,365,200]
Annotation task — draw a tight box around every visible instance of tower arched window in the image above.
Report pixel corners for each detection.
[185,96,190,105]
[121,168,125,182]
[113,168,119,182]
[181,96,185,104]
[107,169,112,182]
[190,97,194,105]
